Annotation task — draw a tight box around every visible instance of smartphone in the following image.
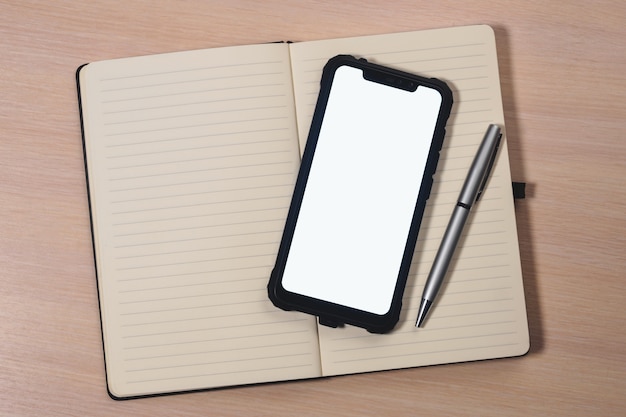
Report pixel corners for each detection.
[268,55,453,333]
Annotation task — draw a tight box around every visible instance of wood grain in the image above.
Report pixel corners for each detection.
[1,1,625,415]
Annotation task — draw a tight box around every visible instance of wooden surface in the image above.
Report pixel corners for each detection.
[1,1,625,415]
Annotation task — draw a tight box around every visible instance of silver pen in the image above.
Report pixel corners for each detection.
[416,124,503,327]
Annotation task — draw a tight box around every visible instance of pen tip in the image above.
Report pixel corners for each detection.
[415,299,432,328]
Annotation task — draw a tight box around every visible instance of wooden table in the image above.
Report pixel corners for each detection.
[2,1,625,415]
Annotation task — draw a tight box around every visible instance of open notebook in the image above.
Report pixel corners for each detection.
[77,24,529,399]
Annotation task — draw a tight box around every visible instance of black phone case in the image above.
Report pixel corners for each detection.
[268,55,453,333]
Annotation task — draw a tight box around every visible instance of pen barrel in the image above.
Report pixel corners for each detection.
[422,205,470,301]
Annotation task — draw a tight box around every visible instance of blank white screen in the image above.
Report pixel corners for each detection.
[282,65,442,315]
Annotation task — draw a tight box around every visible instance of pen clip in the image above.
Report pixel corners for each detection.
[475,133,502,201]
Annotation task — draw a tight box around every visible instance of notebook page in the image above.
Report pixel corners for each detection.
[79,43,321,398]
[289,25,529,376]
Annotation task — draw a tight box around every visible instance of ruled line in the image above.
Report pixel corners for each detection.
[101,83,285,104]
[113,216,284,238]
[114,240,277,260]
[119,297,268,316]
[104,127,289,148]
[110,193,291,215]
[115,252,277,272]
[330,323,516,353]
[100,71,284,93]
[117,265,269,284]
[107,149,291,171]
[107,160,292,182]
[113,229,282,249]
[99,59,284,81]
[111,184,292,205]
[104,115,289,137]
[123,340,311,361]
[111,205,285,226]
[119,305,278,324]
[126,363,314,384]
[106,138,290,159]
[103,105,288,126]
[330,341,520,364]
[126,352,312,373]
[110,171,293,193]
[121,316,308,339]
[102,93,286,115]
[121,328,311,351]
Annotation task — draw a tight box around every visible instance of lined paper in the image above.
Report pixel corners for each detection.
[79,43,321,398]
[288,25,529,375]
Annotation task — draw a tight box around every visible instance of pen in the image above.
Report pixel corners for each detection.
[416,124,502,327]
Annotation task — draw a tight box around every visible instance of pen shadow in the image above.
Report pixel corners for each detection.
[492,25,544,354]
